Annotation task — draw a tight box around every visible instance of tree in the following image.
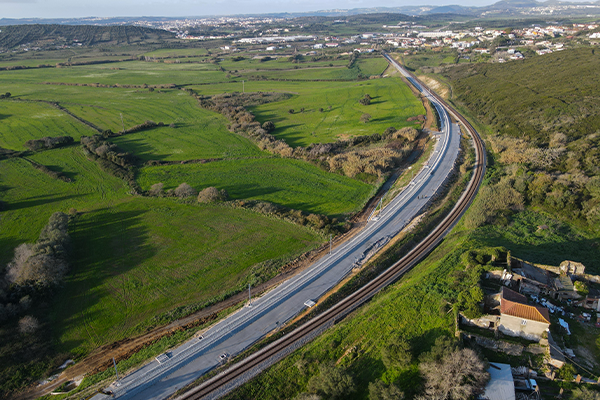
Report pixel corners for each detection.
[572,387,600,400]
[574,281,589,297]
[319,108,324,112]
[369,380,404,400]
[360,113,371,123]
[419,347,489,400]
[307,363,356,399]
[381,336,412,369]
[289,109,295,114]
[174,183,197,198]
[6,212,70,287]
[262,121,275,132]
[558,363,576,382]
[19,315,40,334]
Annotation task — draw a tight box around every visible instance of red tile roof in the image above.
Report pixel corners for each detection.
[501,287,550,324]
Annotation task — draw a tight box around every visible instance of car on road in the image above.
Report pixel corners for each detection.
[219,353,229,360]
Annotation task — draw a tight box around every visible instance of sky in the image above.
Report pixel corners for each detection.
[0,0,504,19]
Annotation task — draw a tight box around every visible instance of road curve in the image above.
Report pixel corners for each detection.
[93,54,479,400]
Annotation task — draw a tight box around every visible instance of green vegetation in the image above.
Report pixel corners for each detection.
[443,48,600,230]
[226,223,496,400]
[0,101,92,150]
[244,79,424,147]
[0,41,432,397]
[138,158,373,216]
[0,24,175,50]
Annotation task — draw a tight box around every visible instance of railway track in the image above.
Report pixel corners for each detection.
[177,57,486,400]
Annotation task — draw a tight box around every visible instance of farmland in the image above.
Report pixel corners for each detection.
[0,44,428,396]
[137,158,373,216]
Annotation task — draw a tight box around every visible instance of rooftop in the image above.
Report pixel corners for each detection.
[480,363,515,400]
[501,287,551,324]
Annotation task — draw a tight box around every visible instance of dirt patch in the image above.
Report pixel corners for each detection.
[417,75,451,100]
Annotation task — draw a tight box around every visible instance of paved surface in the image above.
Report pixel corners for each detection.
[93,61,461,400]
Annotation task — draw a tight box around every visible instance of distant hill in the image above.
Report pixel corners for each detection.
[0,24,175,49]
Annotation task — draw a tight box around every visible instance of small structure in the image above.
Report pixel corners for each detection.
[498,288,550,341]
[553,275,580,301]
[480,363,515,400]
[513,262,553,296]
[578,288,600,311]
[560,261,585,276]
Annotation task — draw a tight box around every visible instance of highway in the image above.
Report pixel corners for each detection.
[93,56,464,400]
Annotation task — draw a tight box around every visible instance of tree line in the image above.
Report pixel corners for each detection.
[190,90,421,181]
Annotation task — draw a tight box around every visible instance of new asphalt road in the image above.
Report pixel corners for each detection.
[93,59,462,400]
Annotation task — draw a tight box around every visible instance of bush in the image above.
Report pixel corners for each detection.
[360,113,371,123]
[149,182,164,197]
[381,336,412,369]
[18,315,39,334]
[25,136,74,151]
[307,363,355,399]
[197,187,229,203]
[174,183,197,198]
[369,380,404,400]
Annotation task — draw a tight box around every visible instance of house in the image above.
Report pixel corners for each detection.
[498,287,550,341]
[480,363,515,400]
[578,288,600,311]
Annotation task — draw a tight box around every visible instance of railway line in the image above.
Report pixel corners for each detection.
[175,55,486,400]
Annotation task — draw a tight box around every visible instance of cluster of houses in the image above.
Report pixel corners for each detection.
[463,260,599,379]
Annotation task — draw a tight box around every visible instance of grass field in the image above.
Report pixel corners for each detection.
[0,147,129,265]
[0,48,425,395]
[142,48,209,58]
[52,197,322,356]
[247,78,425,147]
[137,158,373,216]
[0,101,96,150]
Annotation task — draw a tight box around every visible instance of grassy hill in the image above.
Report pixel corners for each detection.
[442,48,600,231]
[0,24,175,50]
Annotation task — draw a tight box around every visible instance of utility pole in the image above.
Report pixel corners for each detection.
[329,234,332,254]
[113,357,119,380]
[120,113,125,134]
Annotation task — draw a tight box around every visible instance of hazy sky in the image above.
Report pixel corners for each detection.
[1,0,502,19]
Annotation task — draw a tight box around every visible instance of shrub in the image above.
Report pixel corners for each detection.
[369,380,404,400]
[149,182,164,197]
[174,183,197,198]
[18,316,40,334]
[25,136,74,151]
[197,187,229,203]
[360,113,371,123]
[307,363,355,399]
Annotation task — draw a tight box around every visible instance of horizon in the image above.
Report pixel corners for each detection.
[0,0,587,20]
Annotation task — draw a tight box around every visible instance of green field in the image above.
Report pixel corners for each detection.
[248,78,424,147]
[138,158,373,216]
[52,197,322,356]
[142,48,209,58]
[0,47,426,395]
[190,78,425,147]
[0,101,95,150]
